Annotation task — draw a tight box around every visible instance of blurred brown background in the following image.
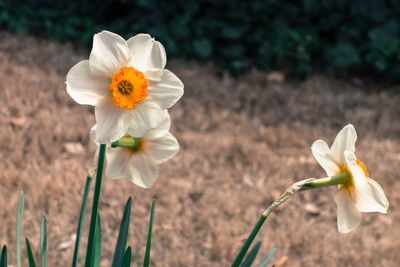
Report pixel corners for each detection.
[0,32,400,266]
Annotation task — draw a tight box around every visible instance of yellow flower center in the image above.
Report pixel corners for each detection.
[109,66,148,109]
[340,159,369,195]
[356,159,369,177]
[129,137,144,153]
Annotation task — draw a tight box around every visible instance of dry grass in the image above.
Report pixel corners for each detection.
[0,32,399,266]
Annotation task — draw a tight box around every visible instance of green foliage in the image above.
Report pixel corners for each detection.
[25,238,37,267]
[241,241,262,267]
[112,197,132,267]
[1,0,400,78]
[16,191,24,267]
[0,246,7,267]
[72,175,92,267]
[143,199,156,267]
[122,247,132,267]
[257,245,277,267]
[40,216,47,267]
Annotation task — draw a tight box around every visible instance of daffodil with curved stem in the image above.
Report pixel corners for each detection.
[231,124,389,266]
[91,111,179,188]
[66,31,184,144]
[311,124,389,233]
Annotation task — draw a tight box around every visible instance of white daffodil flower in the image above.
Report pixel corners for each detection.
[91,111,179,188]
[67,31,184,143]
[311,124,389,233]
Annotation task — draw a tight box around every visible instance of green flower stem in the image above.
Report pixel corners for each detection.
[231,171,351,267]
[302,171,350,189]
[85,144,106,267]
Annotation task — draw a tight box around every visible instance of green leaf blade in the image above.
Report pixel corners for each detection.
[111,197,132,267]
[257,245,278,267]
[241,241,262,267]
[16,191,24,267]
[25,237,37,267]
[40,216,47,267]
[72,175,92,267]
[143,199,156,267]
[0,245,7,267]
[121,247,132,267]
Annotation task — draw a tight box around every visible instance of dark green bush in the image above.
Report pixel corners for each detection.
[1,0,400,79]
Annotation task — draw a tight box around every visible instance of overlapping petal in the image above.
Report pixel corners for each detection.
[126,154,159,188]
[127,101,166,137]
[143,110,171,140]
[344,150,368,189]
[354,178,389,213]
[146,69,184,109]
[335,189,362,233]
[311,140,341,176]
[66,60,108,105]
[330,124,357,165]
[95,98,130,143]
[89,31,130,77]
[105,148,131,178]
[145,133,179,163]
[127,33,167,72]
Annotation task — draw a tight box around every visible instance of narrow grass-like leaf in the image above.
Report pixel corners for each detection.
[72,175,92,267]
[25,237,37,267]
[121,247,132,267]
[16,191,24,267]
[231,215,267,267]
[85,144,106,267]
[241,241,262,267]
[92,214,102,267]
[0,245,7,267]
[111,197,132,267]
[143,199,156,267]
[40,216,47,267]
[257,246,277,267]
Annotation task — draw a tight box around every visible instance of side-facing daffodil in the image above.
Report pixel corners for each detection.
[67,31,184,143]
[311,124,389,233]
[91,111,179,188]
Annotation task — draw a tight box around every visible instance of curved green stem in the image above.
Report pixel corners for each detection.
[85,144,106,267]
[303,171,350,188]
[230,172,350,266]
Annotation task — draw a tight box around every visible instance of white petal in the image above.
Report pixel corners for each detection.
[89,125,99,149]
[95,98,130,143]
[335,189,362,233]
[146,69,184,109]
[145,132,179,163]
[354,178,389,213]
[144,110,171,140]
[311,140,341,176]
[89,31,130,77]
[344,150,368,189]
[66,60,108,105]
[105,148,131,178]
[331,124,357,165]
[127,33,166,72]
[126,101,165,137]
[126,153,159,188]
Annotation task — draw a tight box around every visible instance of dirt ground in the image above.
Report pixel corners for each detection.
[0,32,399,267]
